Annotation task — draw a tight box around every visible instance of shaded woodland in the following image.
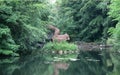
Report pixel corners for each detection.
[0,0,120,56]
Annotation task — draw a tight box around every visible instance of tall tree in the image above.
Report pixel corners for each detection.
[51,0,115,42]
[0,0,50,56]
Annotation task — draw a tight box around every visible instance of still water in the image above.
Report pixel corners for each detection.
[0,49,120,75]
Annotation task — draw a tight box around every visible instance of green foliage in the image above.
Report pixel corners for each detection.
[108,0,120,21]
[0,25,19,56]
[50,0,115,42]
[42,41,78,51]
[0,49,19,56]
[107,0,120,49]
[0,0,50,56]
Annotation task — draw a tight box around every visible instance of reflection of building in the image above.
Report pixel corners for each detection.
[53,62,69,75]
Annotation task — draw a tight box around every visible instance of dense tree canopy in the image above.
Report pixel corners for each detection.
[0,0,120,56]
[0,0,50,56]
[50,0,115,42]
[107,0,120,49]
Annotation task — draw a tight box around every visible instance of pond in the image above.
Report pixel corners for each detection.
[0,48,120,75]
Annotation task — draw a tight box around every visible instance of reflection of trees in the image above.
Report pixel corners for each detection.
[0,53,72,75]
[108,52,120,75]
[53,62,69,75]
[59,50,114,75]
[0,54,49,75]
[0,57,20,75]
[14,54,54,75]
[0,50,118,75]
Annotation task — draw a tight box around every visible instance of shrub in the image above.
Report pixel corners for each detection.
[42,41,78,51]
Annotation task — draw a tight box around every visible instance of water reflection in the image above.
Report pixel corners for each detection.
[53,62,69,75]
[60,50,113,75]
[109,52,120,75]
[0,49,120,75]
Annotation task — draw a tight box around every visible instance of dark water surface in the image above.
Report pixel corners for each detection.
[0,49,120,75]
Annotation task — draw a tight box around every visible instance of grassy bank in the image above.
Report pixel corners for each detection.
[42,41,78,51]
